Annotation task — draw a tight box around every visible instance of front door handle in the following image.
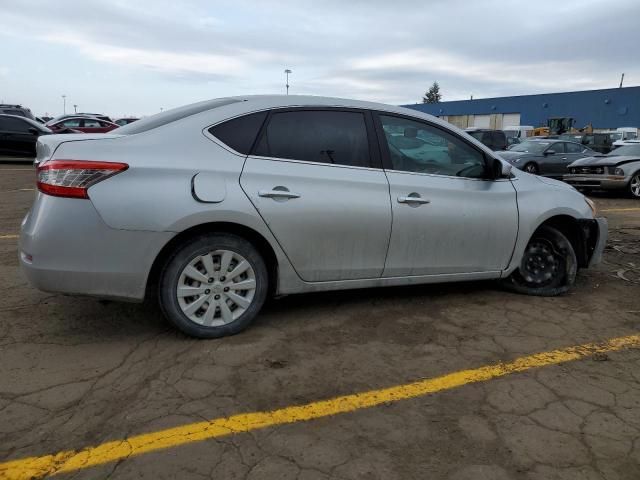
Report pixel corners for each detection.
[561,157,568,160]
[397,193,430,205]
[258,188,300,199]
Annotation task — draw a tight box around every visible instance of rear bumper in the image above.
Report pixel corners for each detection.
[563,174,627,190]
[578,217,608,267]
[20,193,173,301]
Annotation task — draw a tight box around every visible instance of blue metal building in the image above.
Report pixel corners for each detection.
[403,86,640,130]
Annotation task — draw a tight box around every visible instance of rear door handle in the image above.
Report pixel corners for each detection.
[398,194,430,205]
[561,157,568,160]
[258,188,300,199]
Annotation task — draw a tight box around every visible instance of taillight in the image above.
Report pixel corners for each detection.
[37,160,128,199]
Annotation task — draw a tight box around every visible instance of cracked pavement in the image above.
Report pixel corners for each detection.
[1,164,639,479]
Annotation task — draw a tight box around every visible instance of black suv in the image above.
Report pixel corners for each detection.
[465,128,508,151]
[0,104,35,120]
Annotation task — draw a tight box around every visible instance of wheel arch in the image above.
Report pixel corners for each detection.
[145,221,279,301]
[533,215,591,268]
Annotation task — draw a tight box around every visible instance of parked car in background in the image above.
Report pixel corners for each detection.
[47,116,119,133]
[23,95,606,338]
[465,128,508,151]
[500,139,595,176]
[45,113,112,127]
[0,114,51,158]
[114,117,139,126]
[503,125,534,142]
[559,133,613,154]
[610,128,638,147]
[564,143,640,198]
[0,104,35,120]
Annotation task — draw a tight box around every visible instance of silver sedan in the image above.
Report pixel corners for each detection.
[21,96,607,338]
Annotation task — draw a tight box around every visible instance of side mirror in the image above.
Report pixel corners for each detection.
[28,127,39,135]
[492,158,512,178]
[544,149,556,156]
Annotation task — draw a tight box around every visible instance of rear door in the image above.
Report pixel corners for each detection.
[240,108,392,282]
[375,113,518,277]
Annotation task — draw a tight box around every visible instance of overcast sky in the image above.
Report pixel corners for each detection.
[1,0,638,117]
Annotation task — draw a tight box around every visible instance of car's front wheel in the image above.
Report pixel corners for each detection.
[629,172,640,199]
[158,233,268,338]
[523,162,539,174]
[502,226,577,296]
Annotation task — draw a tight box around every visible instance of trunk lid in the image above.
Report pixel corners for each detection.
[35,133,124,166]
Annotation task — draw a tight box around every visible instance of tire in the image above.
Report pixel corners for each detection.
[629,172,640,199]
[523,162,539,175]
[158,233,268,338]
[502,226,577,296]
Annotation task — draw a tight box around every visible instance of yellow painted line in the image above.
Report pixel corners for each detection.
[600,207,640,213]
[2,334,640,480]
[0,235,18,239]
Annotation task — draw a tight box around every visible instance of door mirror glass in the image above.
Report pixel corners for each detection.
[493,158,512,178]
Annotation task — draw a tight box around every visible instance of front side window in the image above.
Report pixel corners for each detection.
[254,110,371,168]
[379,115,487,178]
[549,142,565,154]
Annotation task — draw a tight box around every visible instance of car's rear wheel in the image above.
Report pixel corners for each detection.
[502,226,577,296]
[158,233,268,338]
[523,162,539,174]
[629,172,640,198]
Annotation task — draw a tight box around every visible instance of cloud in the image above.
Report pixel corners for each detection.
[0,0,638,115]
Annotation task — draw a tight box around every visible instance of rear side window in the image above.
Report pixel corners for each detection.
[565,142,583,153]
[254,110,371,167]
[209,111,267,155]
[1,117,30,132]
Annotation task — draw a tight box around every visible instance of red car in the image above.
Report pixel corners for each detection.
[48,116,119,133]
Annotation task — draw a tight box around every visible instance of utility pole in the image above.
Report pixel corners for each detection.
[284,69,292,95]
[73,104,78,113]
[619,73,625,88]
[62,94,66,114]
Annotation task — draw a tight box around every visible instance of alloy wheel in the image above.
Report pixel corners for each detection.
[524,163,538,174]
[176,249,256,326]
[631,174,640,198]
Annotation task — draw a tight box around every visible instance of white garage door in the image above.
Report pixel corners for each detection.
[472,115,491,128]
[502,113,521,127]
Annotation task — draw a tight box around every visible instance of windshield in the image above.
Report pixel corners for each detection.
[610,145,640,156]
[608,133,623,141]
[509,141,550,153]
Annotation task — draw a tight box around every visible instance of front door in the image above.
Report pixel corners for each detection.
[375,113,518,277]
[240,108,392,282]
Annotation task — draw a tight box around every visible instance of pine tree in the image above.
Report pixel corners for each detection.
[422,82,442,104]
